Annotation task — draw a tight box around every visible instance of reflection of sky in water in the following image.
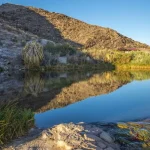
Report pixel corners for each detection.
[35,80,150,128]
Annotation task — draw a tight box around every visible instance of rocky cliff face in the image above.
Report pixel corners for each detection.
[0,3,149,49]
[0,13,40,70]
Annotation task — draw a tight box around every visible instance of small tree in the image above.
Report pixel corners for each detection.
[22,41,44,69]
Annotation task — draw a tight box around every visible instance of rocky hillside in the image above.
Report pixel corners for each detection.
[0,3,149,49]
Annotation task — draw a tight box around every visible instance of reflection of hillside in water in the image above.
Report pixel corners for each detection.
[19,71,92,111]
[36,72,130,112]
[1,70,150,113]
[21,70,150,113]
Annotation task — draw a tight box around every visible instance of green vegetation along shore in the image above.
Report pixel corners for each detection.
[0,102,34,145]
[19,40,150,71]
[82,48,150,70]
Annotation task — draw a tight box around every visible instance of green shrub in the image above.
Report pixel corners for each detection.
[44,41,55,50]
[111,53,133,64]
[22,41,44,69]
[82,48,150,66]
[0,102,34,145]
[44,43,77,56]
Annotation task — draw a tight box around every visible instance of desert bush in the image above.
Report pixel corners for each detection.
[44,51,59,66]
[0,102,34,145]
[22,41,44,69]
[44,42,77,56]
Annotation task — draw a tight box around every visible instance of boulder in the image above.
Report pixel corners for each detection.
[100,131,113,143]
[40,39,55,46]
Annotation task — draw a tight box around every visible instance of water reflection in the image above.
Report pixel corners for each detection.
[1,70,150,127]
[35,79,150,128]
[24,72,45,97]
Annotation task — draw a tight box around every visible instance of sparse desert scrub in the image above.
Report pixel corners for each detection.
[0,102,34,145]
[1,3,149,50]
[22,41,44,69]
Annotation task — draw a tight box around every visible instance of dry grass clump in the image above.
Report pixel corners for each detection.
[22,41,44,69]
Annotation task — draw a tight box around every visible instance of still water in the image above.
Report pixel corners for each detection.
[35,80,150,128]
[1,70,150,128]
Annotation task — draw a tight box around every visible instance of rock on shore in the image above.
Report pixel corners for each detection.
[4,123,120,150]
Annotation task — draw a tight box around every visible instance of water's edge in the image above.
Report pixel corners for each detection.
[3,121,150,150]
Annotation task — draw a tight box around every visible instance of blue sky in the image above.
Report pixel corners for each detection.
[0,0,150,45]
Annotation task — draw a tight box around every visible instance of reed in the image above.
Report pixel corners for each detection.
[0,102,34,145]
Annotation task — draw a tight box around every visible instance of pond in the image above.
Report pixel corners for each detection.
[1,70,150,129]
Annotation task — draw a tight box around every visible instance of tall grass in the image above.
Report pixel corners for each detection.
[0,102,34,145]
[22,41,44,69]
[82,48,150,68]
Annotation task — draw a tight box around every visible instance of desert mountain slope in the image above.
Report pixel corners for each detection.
[0,3,149,49]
